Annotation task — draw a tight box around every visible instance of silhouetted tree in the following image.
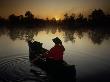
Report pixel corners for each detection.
[0,9,109,27]
[0,16,6,27]
[8,14,23,26]
[88,9,106,26]
[63,13,75,27]
[75,14,87,26]
[25,11,34,19]
[50,18,57,25]
[24,11,34,26]
[19,15,24,25]
[69,14,75,26]
[8,14,17,25]
[105,14,110,26]
[64,13,69,20]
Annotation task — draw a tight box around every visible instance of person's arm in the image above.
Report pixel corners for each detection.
[61,44,65,51]
[59,42,65,51]
[41,48,49,58]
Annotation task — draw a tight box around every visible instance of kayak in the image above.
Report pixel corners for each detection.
[28,41,76,82]
[31,58,76,82]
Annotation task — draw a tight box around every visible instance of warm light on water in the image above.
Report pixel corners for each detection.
[34,29,65,49]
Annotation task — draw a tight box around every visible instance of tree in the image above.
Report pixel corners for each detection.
[88,9,106,26]
[0,16,6,26]
[64,13,69,20]
[25,11,34,25]
[76,14,87,26]
[8,14,21,25]
[25,11,34,19]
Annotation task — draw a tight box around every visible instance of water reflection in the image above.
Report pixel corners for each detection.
[0,26,109,45]
[0,26,110,82]
[0,55,48,82]
[88,28,110,44]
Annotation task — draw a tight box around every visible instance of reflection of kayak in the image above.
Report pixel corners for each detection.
[31,58,76,82]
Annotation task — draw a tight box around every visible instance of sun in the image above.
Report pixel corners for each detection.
[55,16,60,21]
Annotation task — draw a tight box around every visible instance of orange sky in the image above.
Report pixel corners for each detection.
[0,0,110,19]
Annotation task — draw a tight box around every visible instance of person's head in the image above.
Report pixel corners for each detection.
[52,37,62,45]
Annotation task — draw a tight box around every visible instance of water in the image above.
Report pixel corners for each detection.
[0,26,110,82]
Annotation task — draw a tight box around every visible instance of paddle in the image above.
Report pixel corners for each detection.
[31,48,49,64]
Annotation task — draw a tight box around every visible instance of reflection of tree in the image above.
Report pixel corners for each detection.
[8,28,18,41]
[51,27,57,34]
[62,27,110,44]
[0,26,110,45]
[45,27,50,34]
[88,28,110,45]
[7,27,37,41]
[64,32,75,43]
[75,28,84,39]
[62,28,76,43]
[0,26,58,41]
[0,27,8,37]
[44,26,57,34]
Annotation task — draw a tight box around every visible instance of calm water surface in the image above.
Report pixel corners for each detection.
[0,26,110,82]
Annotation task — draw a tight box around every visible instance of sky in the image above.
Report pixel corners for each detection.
[0,0,110,19]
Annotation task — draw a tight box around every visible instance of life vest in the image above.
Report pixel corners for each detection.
[47,44,65,61]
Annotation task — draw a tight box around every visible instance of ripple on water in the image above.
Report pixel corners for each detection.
[0,55,48,82]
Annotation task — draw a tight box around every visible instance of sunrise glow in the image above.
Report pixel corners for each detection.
[0,0,109,19]
[55,16,60,20]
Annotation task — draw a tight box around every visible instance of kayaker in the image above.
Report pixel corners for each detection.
[28,40,48,62]
[45,37,65,64]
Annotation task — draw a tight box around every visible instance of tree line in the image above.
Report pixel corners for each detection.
[0,9,110,28]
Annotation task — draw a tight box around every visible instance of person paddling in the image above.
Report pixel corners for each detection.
[45,37,66,65]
